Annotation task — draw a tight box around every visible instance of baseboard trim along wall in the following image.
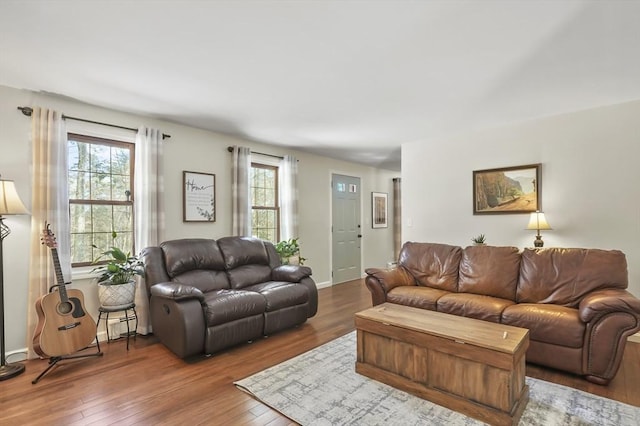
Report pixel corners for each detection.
[8,323,640,364]
[316,281,332,289]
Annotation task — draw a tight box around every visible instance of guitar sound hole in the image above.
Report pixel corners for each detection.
[58,301,73,315]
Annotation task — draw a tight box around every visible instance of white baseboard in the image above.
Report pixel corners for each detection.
[316,281,332,289]
[7,330,117,363]
[6,348,28,362]
[10,329,639,363]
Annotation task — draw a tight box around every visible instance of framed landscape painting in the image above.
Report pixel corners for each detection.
[473,164,541,214]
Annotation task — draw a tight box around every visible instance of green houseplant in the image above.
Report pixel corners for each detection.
[92,232,144,308]
[471,234,486,246]
[275,238,306,265]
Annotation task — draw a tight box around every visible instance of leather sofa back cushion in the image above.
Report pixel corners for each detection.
[226,265,273,289]
[458,246,521,300]
[517,248,628,307]
[218,237,272,288]
[161,238,227,278]
[171,270,230,293]
[399,242,461,292]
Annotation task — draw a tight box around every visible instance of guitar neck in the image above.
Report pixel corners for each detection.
[50,247,68,301]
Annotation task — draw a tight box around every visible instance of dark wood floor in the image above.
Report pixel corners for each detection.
[1,279,638,425]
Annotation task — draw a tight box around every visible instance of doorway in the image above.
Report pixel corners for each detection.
[331,174,362,284]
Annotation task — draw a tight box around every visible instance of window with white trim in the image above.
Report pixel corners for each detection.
[251,163,279,243]
[68,133,135,266]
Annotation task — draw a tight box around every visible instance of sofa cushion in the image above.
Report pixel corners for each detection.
[387,286,450,311]
[245,282,309,311]
[226,264,274,289]
[458,246,521,301]
[437,293,514,323]
[171,270,230,293]
[398,242,461,292]
[502,303,585,348]
[202,290,266,326]
[517,248,628,307]
[218,237,272,288]
[161,238,227,277]
[218,236,270,268]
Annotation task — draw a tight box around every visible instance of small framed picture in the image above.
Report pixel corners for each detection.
[183,171,216,222]
[473,164,541,214]
[372,192,388,228]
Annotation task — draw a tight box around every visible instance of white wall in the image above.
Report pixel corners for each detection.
[0,85,397,357]
[402,99,640,297]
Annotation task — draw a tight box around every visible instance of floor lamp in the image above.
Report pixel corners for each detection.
[0,177,29,380]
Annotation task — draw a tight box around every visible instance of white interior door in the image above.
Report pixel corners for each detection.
[331,174,361,284]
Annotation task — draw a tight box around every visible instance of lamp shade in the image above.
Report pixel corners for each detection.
[526,211,552,231]
[0,179,29,215]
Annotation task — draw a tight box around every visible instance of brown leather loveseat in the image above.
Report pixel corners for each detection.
[365,242,640,385]
[142,236,318,358]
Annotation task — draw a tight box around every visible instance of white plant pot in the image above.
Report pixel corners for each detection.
[282,254,300,265]
[98,280,136,309]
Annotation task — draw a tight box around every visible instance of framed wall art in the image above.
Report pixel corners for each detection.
[372,192,388,228]
[183,171,216,222]
[473,163,541,215]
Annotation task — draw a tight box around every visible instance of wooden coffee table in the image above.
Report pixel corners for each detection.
[355,303,529,426]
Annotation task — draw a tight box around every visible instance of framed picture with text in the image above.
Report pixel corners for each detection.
[183,171,216,222]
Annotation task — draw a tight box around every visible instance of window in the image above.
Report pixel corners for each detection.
[251,163,279,242]
[68,133,135,266]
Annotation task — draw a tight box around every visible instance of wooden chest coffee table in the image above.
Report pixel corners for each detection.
[355,303,529,426]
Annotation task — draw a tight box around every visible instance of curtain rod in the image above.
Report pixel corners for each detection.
[227,146,283,160]
[17,106,171,140]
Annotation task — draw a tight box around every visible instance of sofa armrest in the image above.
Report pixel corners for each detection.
[578,289,640,322]
[364,267,415,306]
[149,295,205,358]
[365,267,415,291]
[150,282,205,302]
[272,265,312,282]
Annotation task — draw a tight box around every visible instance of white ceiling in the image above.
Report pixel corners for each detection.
[1,1,639,171]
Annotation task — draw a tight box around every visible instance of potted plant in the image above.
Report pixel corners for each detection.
[471,234,486,246]
[275,238,306,265]
[92,232,144,308]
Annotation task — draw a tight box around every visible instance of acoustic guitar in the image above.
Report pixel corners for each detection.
[33,223,97,358]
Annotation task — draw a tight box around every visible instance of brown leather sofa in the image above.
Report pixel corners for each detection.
[365,242,640,385]
[142,237,318,358]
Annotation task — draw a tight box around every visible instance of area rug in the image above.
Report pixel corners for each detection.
[235,332,639,425]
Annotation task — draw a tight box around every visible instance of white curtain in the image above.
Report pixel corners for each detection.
[280,155,299,240]
[26,107,70,359]
[231,146,252,236]
[134,126,165,334]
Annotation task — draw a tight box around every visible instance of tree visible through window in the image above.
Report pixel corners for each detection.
[251,163,279,243]
[68,133,135,266]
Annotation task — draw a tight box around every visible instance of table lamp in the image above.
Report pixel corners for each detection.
[526,211,552,248]
[0,177,29,380]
